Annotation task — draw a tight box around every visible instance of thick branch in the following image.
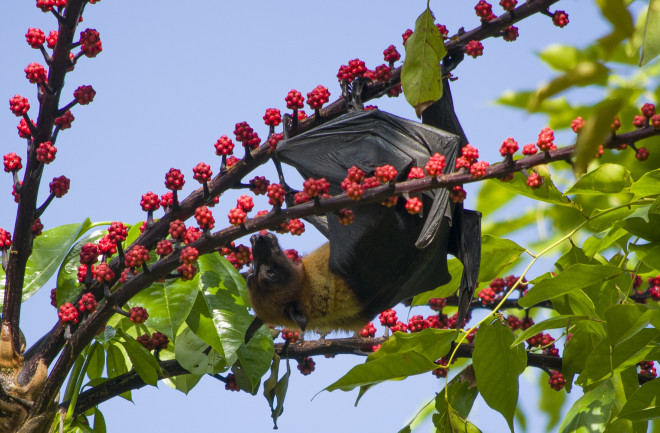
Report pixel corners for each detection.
[2,0,85,362]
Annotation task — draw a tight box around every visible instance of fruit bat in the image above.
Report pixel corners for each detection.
[246,75,481,340]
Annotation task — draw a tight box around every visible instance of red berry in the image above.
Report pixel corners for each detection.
[49,176,70,198]
[214,135,235,156]
[306,85,330,110]
[263,108,282,126]
[140,191,160,212]
[54,110,74,130]
[190,162,212,183]
[373,64,392,83]
[25,62,47,84]
[461,144,479,162]
[180,246,199,265]
[98,236,116,256]
[303,177,330,198]
[46,30,58,48]
[548,370,566,391]
[287,219,305,236]
[249,176,270,195]
[235,194,254,212]
[364,105,378,111]
[436,24,449,39]
[358,322,377,338]
[107,222,128,243]
[499,138,519,156]
[479,286,497,305]
[267,183,286,206]
[32,218,44,236]
[281,328,300,343]
[137,334,155,351]
[432,358,449,378]
[17,118,35,138]
[502,26,519,42]
[651,114,660,129]
[3,153,22,172]
[228,207,247,226]
[379,309,398,327]
[425,153,446,176]
[408,315,427,332]
[79,243,99,265]
[522,143,538,155]
[374,165,397,183]
[387,84,402,98]
[156,240,173,257]
[552,10,569,28]
[338,209,355,225]
[184,227,202,245]
[342,181,364,200]
[25,27,46,48]
[641,103,656,118]
[78,292,98,313]
[9,95,30,116]
[428,298,446,311]
[405,197,423,215]
[59,302,79,324]
[80,28,102,57]
[36,141,57,164]
[383,45,401,63]
[526,172,542,188]
[475,1,493,19]
[297,357,316,375]
[636,147,650,161]
[500,0,517,10]
[450,185,467,203]
[408,167,425,179]
[74,85,96,105]
[165,168,185,191]
[129,306,149,324]
[152,332,170,350]
[402,29,413,45]
[570,117,585,133]
[285,90,304,110]
[178,263,197,281]
[465,41,484,58]
[633,115,647,128]
[195,206,215,230]
[0,229,12,249]
[268,132,284,151]
[125,245,150,268]
[283,249,301,264]
[470,161,489,178]
[536,127,556,151]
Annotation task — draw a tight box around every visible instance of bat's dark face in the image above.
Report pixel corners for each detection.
[247,233,303,304]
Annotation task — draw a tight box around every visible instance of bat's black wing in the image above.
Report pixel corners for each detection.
[276,106,462,318]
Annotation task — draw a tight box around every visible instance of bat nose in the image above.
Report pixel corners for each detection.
[250,232,277,247]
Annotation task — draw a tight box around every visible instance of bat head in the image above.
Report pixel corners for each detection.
[247,233,305,325]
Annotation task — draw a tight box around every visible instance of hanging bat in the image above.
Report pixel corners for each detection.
[245,75,481,340]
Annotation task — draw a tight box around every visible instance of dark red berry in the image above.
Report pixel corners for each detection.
[465,40,484,58]
[59,302,79,324]
[3,153,22,172]
[80,28,102,57]
[9,95,30,116]
[74,85,96,105]
[49,176,70,198]
[125,245,150,268]
[36,141,57,164]
[552,10,569,28]
[129,306,149,324]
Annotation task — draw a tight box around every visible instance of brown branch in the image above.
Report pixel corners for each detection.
[2,0,85,363]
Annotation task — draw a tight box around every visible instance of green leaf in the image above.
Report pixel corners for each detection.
[195,253,254,363]
[368,328,456,363]
[412,259,463,305]
[640,0,660,66]
[263,355,290,429]
[0,220,92,308]
[620,214,660,242]
[618,379,660,422]
[434,366,479,427]
[538,44,580,71]
[566,163,632,195]
[174,325,226,375]
[588,206,636,232]
[630,243,660,271]
[482,209,537,237]
[583,227,631,259]
[401,7,446,117]
[86,342,105,381]
[538,371,566,432]
[472,318,526,432]
[562,330,603,391]
[493,169,579,209]
[519,264,622,307]
[324,351,438,392]
[235,326,274,393]
[529,62,610,112]
[595,0,634,39]
[605,304,651,346]
[559,380,616,433]
[162,374,202,394]
[128,276,199,341]
[106,344,131,401]
[631,169,660,197]
[476,179,518,218]
[478,235,526,283]
[56,229,107,307]
[118,331,161,386]
[574,97,627,176]
[511,315,590,347]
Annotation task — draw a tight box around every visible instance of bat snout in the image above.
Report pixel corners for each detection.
[250,232,282,264]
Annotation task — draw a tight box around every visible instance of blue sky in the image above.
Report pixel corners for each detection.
[1,1,613,431]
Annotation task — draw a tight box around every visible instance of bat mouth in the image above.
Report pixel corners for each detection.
[249,233,283,271]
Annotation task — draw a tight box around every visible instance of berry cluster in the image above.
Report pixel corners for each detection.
[263,108,282,127]
[0,229,12,249]
[552,10,569,28]
[178,263,197,281]
[303,177,330,199]
[548,370,566,391]
[25,62,48,84]
[3,153,22,172]
[9,95,30,116]
[283,249,301,264]
[214,135,235,156]
[80,28,102,57]
[266,183,286,206]
[137,332,170,351]
[74,85,96,105]
[287,219,305,236]
[358,322,377,338]
[234,121,260,150]
[95,262,115,283]
[36,141,57,164]
[79,243,99,265]
[297,357,316,375]
[192,162,212,183]
[337,208,355,225]
[129,306,149,324]
[383,45,401,63]
[285,90,304,110]
[450,185,467,203]
[379,309,398,327]
[268,132,284,151]
[526,171,543,189]
[281,328,300,343]
[195,206,215,230]
[125,245,150,268]
[537,127,556,151]
[48,175,70,198]
[402,29,413,45]
[405,196,423,215]
[54,110,74,129]
[432,358,449,378]
[474,1,495,22]
[336,58,367,83]
[499,138,519,156]
[140,191,160,212]
[306,85,330,110]
[465,40,484,58]
[570,116,585,133]
[425,153,446,176]
[78,292,97,313]
[59,302,79,324]
[638,361,656,378]
[180,246,199,265]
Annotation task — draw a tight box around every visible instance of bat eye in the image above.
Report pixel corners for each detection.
[266,269,278,281]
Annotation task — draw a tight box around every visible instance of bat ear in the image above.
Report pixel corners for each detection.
[286,304,307,332]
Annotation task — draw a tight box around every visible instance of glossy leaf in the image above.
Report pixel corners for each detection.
[493,169,579,209]
[538,44,579,71]
[174,325,226,375]
[0,219,92,308]
[640,0,660,66]
[368,328,456,363]
[630,243,660,271]
[128,276,199,341]
[401,7,446,117]
[595,0,634,40]
[477,235,525,283]
[106,344,131,401]
[473,318,526,432]
[162,374,202,395]
[434,365,479,431]
[618,379,660,422]
[583,227,630,258]
[631,169,660,197]
[511,315,590,347]
[119,331,161,386]
[559,380,615,433]
[565,163,632,195]
[519,264,622,307]
[412,259,463,305]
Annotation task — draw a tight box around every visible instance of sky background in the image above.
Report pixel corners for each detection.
[0,1,620,432]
